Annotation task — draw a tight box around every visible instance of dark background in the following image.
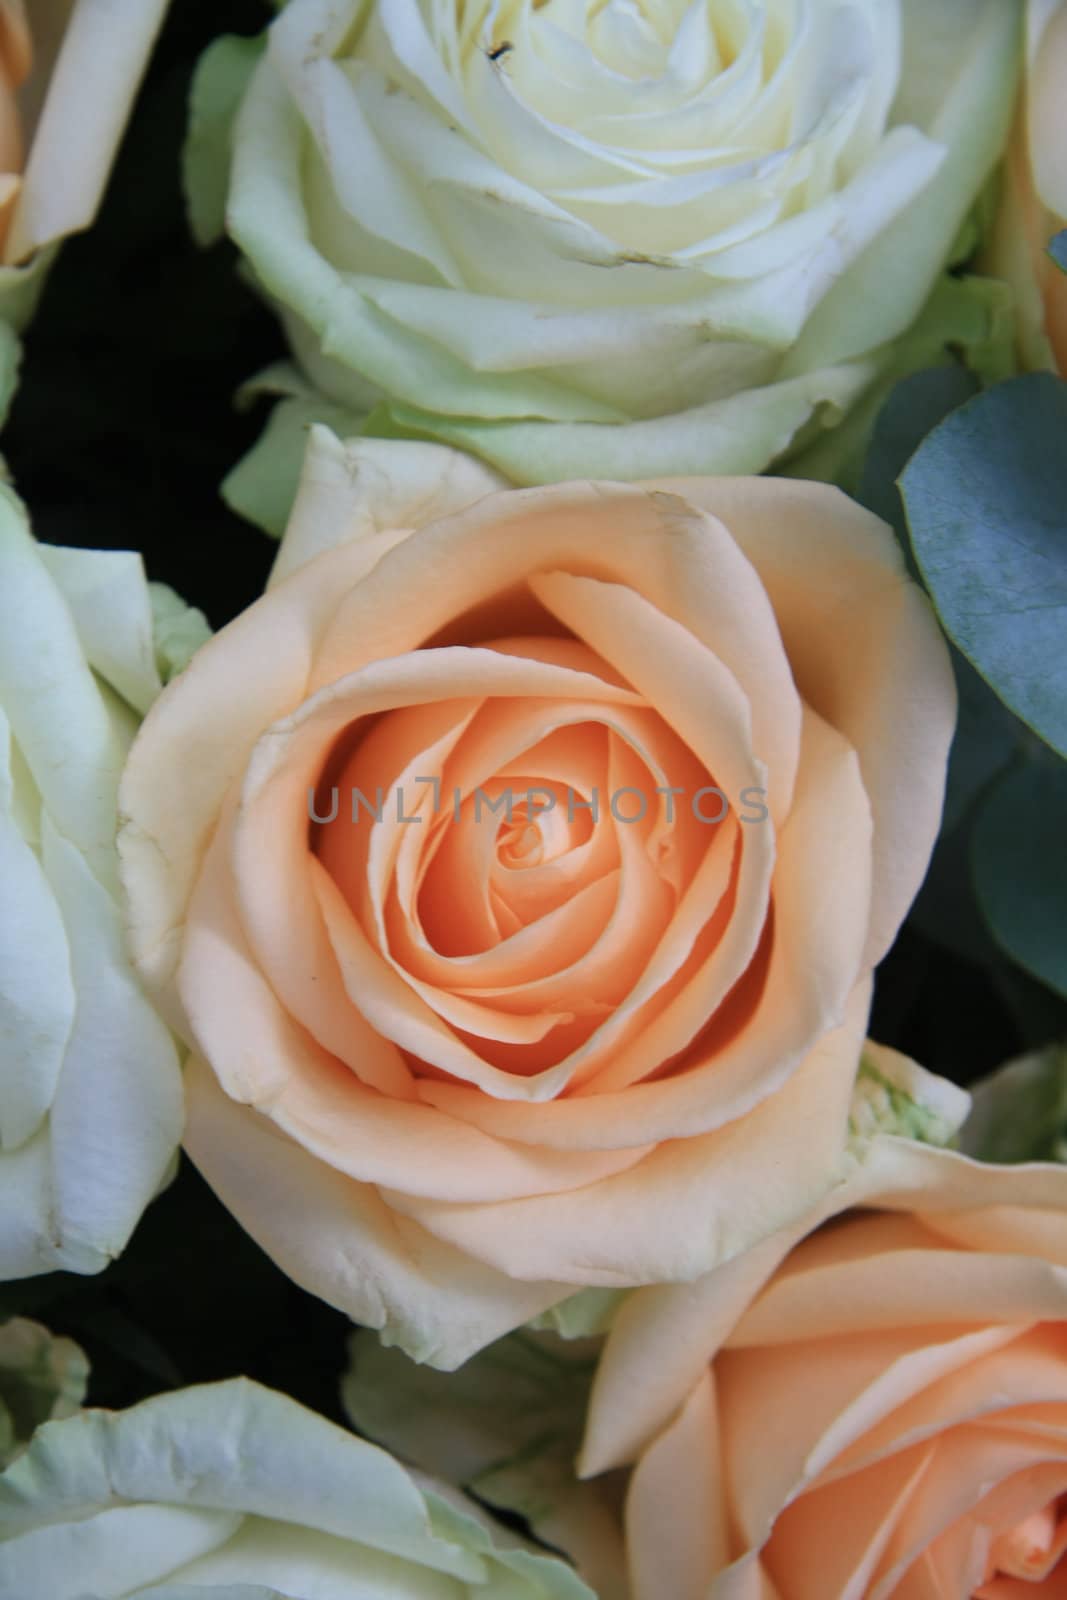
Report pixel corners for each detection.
[2,0,1063,1418]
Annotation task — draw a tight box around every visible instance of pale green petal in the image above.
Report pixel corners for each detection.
[0,710,74,1152]
[781,0,1023,377]
[151,1517,472,1599]
[962,1045,1067,1164]
[184,35,267,247]
[149,584,212,685]
[0,1127,65,1278]
[138,1587,284,1600]
[38,541,210,711]
[0,250,54,338]
[782,269,1016,490]
[0,1503,244,1599]
[0,489,127,889]
[374,357,878,484]
[0,1318,88,1468]
[223,394,366,538]
[271,429,507,583]
[40,814,183,1270]
[136,1588,283,1599]
[39,547,163,717]
[228,60,623,424]
[529,1289,629,1341]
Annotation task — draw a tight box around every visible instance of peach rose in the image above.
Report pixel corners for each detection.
[987,0,1067,373]
[118,434,954,1367]
[582,1096,1067,1600]
[0,0,168,290]
[0,5,27,221]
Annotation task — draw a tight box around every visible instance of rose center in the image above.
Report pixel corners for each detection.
[497,815,544,868]
[978,1494,1067,1591]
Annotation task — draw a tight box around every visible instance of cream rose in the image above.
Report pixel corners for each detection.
[0,0,170,350]
[987,0,1067,374]
[189,0,1020,501]
[119,433,955,1368]
[0,1377,594,1599]
[0,487,195,1280]
[582,1096,1067,1599]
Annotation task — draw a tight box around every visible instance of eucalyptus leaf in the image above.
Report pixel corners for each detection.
[1048,230,1067,274]
[899,373,1067,759]
[972,758,1067,999]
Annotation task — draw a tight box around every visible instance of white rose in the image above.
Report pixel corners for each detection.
[190,0,1021,514]
[0,1377,594,1600]
[0,485,197,1279]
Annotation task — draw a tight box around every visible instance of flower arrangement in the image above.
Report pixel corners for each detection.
[0,3,1065,1596]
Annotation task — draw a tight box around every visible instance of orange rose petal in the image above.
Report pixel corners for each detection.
[182,1054,570,1368]
[579,1227,800,1477]
[383,709,624,977]
[390,742,679,1037]
[307,485,801,817]
[926,1212,1067,1277]
[399,866,626,1011]
[718,1324,1020,1555]
[180,827,651,1201]
[524,570,776,1090]
[244,700,475,1093]
[973,1463,1067,1586]
[0,1,26,183]
[183,795,411,1099]
[823,1335,1067,1495]
[870,1440,1067,1598]
[120,533,401,1013]
[731,1217,1067,1348]
[650,475,956,966]
[382,982,866,1285]
[316,858,591,1095]
[0,1,31,88]
[627,1375,728,1600]
[395,861,624,1006]
[235,646,648,1098]
[418,706,868,1145]
[335,712,589,1050]
[756,1442,937,1600]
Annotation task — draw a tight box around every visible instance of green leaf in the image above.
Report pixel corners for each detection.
[1048,230,1067,274]
[972,756,1067,999]
[342,1330,628,1598]
[858,364,979,547]
[0,1319,88,1467]
[899,373,1067,759]
[962,1043,1067,1162]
